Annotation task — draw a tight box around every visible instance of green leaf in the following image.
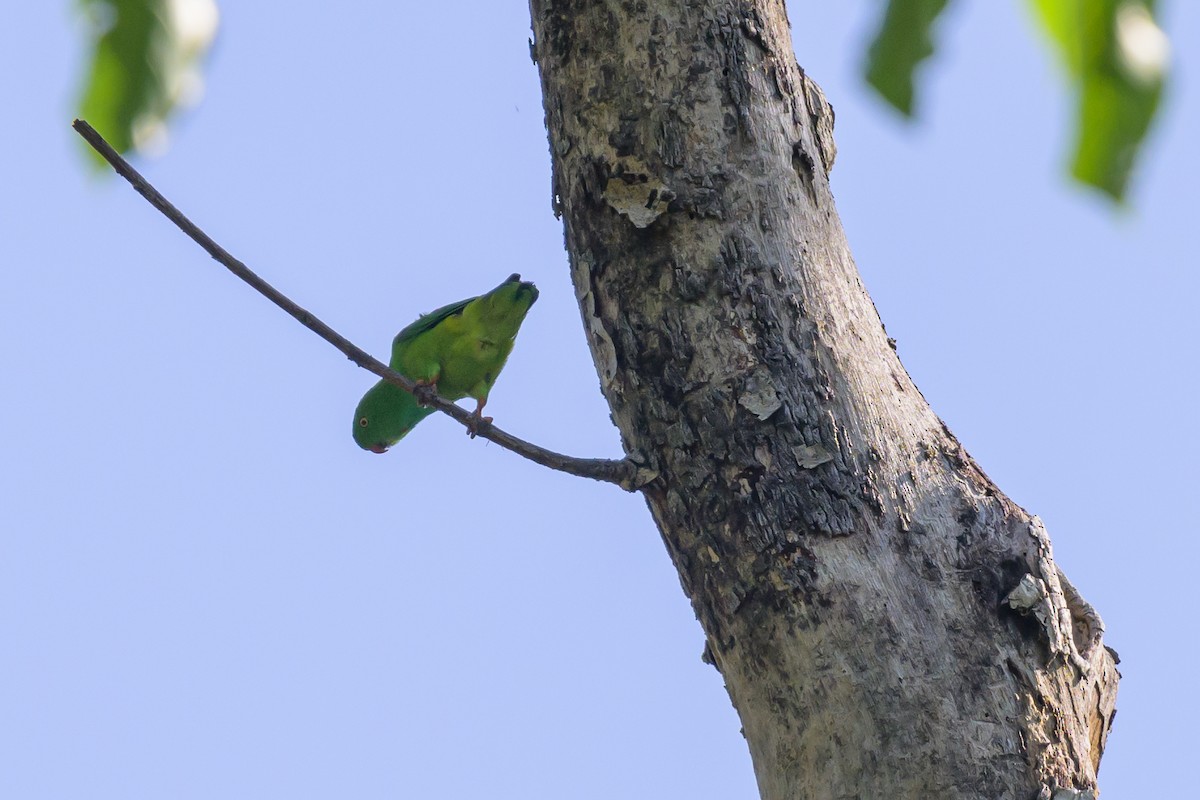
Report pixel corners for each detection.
[76,0,218,162]
[864,0,953,116]
[1028,0,1167,201]
[1029,0,1084,74]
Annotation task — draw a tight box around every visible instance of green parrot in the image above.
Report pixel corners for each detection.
[352,273,539,453]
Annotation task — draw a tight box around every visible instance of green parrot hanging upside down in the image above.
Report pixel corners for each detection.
[352,273,539,453]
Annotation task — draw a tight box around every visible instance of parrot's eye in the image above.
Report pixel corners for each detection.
[358,417,369,428]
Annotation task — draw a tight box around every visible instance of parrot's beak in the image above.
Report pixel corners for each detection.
[368,443,389,454]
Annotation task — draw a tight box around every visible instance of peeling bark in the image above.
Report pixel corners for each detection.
[527,1,1118,797]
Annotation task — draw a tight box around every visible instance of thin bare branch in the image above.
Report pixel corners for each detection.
[73,119,648,490]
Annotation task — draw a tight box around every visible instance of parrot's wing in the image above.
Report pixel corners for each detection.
[392,297,475,350]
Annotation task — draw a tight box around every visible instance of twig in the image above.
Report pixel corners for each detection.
[73,119,649,491]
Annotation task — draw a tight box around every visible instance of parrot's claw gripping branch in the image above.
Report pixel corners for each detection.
[412,382,439,408]
[72,119,643,491]
[466,414,494,440]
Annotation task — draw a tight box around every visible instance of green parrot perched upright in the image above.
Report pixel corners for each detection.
[352,274,539,453]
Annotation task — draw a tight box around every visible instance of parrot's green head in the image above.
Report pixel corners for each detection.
[352,380,434,454]
[469,273,539,333]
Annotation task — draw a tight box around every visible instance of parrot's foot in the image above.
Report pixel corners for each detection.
[466,398,491,438]
[413,379,439,407]
[465,413,494,439]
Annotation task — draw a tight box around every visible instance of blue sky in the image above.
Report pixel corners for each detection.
[2,2,1196,798]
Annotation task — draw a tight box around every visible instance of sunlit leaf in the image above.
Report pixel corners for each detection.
[1028,0,1167,201]
[77,0,219,162]
[864,0,952,116]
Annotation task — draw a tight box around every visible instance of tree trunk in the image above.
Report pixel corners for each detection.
[527,1,1118,797]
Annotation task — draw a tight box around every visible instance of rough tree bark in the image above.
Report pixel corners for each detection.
[528,1,1118,798]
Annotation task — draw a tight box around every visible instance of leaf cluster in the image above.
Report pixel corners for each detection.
[864,0,1167,202]
[77,0,217,160]
[75,1,1169,204]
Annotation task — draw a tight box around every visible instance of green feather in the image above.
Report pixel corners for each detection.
[391,297,473,349]
[352,274,539,453]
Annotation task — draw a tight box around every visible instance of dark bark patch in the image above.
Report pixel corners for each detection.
[792,142,818,204]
